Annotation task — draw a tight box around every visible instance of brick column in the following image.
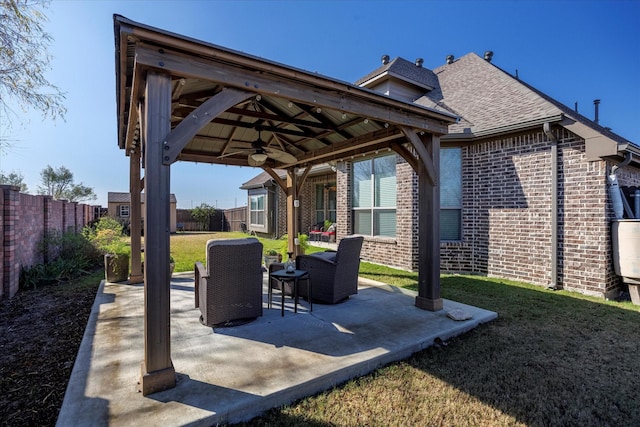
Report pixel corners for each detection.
[1,185,21,300]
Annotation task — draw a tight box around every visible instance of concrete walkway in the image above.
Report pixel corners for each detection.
[57,272,497,426]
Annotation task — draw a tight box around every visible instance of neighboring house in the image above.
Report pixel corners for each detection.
[107,192,178,233]
[243,52,640,298]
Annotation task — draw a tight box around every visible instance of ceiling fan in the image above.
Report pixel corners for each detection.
[223,127,297,166]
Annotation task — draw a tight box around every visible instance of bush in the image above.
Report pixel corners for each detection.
[20,229,101,290]
[84,216,130,256]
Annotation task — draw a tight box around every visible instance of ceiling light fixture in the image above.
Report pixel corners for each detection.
[251,148,268,163]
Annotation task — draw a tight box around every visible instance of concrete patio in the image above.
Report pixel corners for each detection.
[56,272,497,426]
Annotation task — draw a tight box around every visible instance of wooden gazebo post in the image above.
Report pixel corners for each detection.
[415,133,442,311]
[129,142,143,284]
[139,71,176,395]
[399,128,443,311]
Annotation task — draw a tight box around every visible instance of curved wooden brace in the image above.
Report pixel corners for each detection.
[400,126,436,185]
[162,88,253,165]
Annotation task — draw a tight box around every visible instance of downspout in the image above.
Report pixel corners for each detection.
[609,152,634,219]
[543,122,559,290]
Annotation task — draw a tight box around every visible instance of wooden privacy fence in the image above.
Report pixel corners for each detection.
[176,207,247,232]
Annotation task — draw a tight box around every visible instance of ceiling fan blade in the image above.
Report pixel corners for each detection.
[217,149,252,159]
[265,147,297,163]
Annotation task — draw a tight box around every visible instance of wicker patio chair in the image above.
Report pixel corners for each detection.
[194,237,263,327]
[296,235,363,304]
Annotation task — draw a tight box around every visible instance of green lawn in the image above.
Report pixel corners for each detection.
[168,232,640,426]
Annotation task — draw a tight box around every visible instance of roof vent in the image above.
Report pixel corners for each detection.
[446,54,454,64]
[594,99,600,124]
[484,51,493,62]
[415,58,424,67]
[381,54,390,65]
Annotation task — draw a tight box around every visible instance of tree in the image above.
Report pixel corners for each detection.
[37,165,96,202]
[0,0,66,140]
[191,203,216,231]
[0,170,28,192]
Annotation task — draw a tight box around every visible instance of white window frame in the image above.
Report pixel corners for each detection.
[249,193,265,227]
[352,155,396,237]
[119,204,130,218]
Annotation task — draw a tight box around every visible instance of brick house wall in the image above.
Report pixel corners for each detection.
[266,128,639,299]
[436,128,637,298]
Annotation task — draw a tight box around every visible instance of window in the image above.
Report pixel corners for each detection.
[119,204,130,218]
[249,194,265,226]
[440,148,462,240]
[315,183,337,224]
[353,155,396,237]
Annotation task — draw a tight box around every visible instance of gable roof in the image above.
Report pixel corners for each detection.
[356,57,439,92]
[360,52,638,165]
[108,192,177,204]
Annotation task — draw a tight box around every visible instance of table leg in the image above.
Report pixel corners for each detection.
[308,276,312,312]
[294,277,298,314]
[281,279,285,317]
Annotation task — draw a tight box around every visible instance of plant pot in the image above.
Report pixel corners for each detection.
[105,253,130,283]
[264,255,279,269]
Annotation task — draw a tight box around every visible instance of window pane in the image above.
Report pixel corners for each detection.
[441,148,461,208]
[353,160,372,208]
[374,156,396,207]
[354,210,371,235]
[257,195,264,210]
[441,209,461,240]
[374,210,396,237]
[315,184,324,209]
[328,186,336,210]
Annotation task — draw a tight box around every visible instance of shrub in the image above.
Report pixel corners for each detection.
[84,216,130,256]
[20,229,101,290]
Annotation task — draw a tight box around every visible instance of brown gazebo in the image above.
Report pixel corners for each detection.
[114,15,457,395]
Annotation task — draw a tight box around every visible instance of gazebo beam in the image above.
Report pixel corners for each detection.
[133,46,450,135]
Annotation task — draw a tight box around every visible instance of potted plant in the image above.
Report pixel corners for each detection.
[264,249,280,269]
[88,217,131,283]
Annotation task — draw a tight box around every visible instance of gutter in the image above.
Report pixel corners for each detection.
[543,122,559,290]
[443,115,564,143]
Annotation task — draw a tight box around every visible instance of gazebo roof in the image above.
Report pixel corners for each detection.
[114,15,456,171]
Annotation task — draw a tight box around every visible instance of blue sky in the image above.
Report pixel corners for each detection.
[4,0,639,209]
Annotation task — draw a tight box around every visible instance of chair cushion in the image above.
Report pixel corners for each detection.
[310,251,337,262]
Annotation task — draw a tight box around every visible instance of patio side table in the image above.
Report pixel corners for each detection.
[268,269,312,316]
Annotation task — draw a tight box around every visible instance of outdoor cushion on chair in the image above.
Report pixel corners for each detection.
[194,238,263,327]
[296,235,363,304]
